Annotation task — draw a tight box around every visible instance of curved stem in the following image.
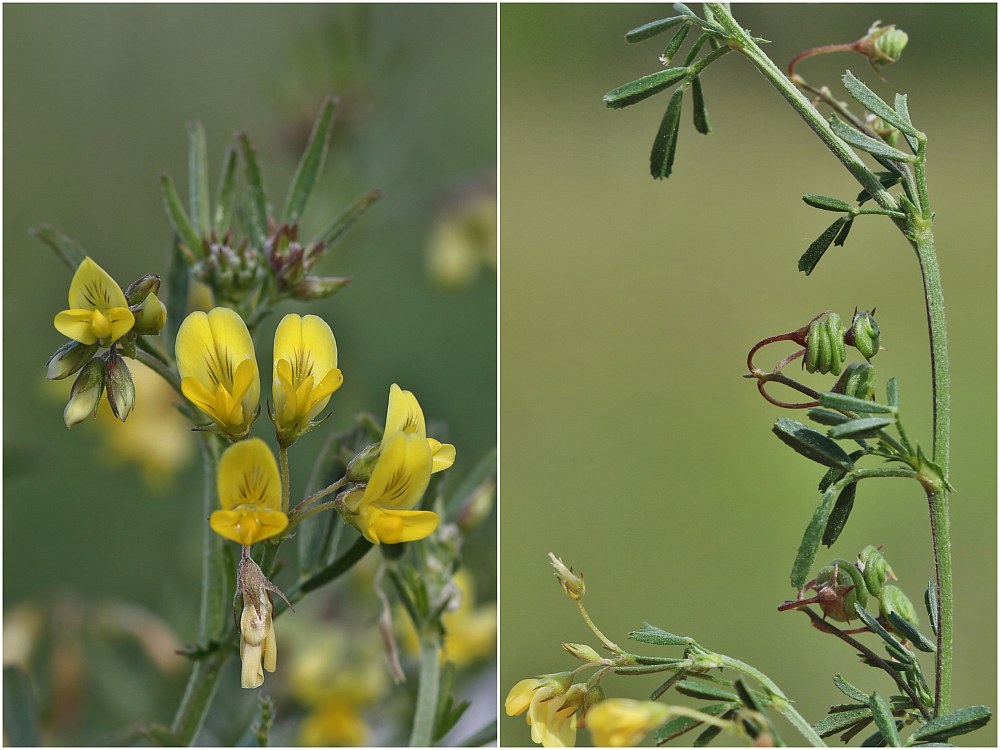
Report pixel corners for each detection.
[575,600,621,654]
[787,43,856,77]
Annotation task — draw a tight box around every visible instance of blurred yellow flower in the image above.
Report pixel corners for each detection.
[299,699,369,746]
[53,257,134,346]
[506,673,580,748]
[175,307,260,438]
[271,313,343,446]
[210,438,288,546]
[426,190,496,289]
[585,699,671,747]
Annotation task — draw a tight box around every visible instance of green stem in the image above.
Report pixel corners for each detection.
[409,636,442,747]
[715,654,826,747]
[291,476,348,516]
[575,600,621,654]
[133,348,182,396]
[169,651,229,744]
[279,444,290,516]
[926,483,953,714]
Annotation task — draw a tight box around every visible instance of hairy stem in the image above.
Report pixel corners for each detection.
[409,635,442,747]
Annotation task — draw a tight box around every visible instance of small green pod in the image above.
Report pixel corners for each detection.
[814,558,869,622]
[849,309,881,361]
[879,584,920,630]
[834,362,878,401]
[858,545,896,596]
[805,313,846,375]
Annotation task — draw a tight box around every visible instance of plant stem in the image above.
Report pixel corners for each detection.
[279,444,290,516]
[713,653,826,747]
[576,600,621,653]
[409,635,442,747]
[133,348,182,396]
[925,483,953,714]
[169,651,229,744]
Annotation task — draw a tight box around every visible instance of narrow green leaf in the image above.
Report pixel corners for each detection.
[650,89,684,179]
[852,603,913,664]
[312,188,383,248]
[186,121,211,236]
[808,409,852,427]
[772,418,856,471]
[693,724,724,746]
[791,488,835,588]
[29,224,87,271]
[212,145,238,235]
[818,465,848,493]
[813,706,873,737]
[822,481,857,546]
[833,674,869,703]
[924,580,939,636]
[886,377,900,408]
[828,416,896,440]
[894,93,922,152]
[885,611,935,652]
[830,115,916,163]
[603,67,688,109]
[3,666,40,746]
[283,96,337,225]
[159,174,203,254]
[628,622,691,646]
[651,670,688,700]
[656,702,735,743]
[802,194,854,212]
[164,238,190,351]
[672,2,696,17]
[911,706,992,743]
[833,216,854,247]
[842,71,921,140]
[626,16,686,43]
[818,391,895,414]
[856,172,900,205]
[867,691,901,746]
[661,24,691,64]
[691,76,711,134]
[861,721,902,747]
[733,678,764,713]
[458,721,497,747]
[798,216,849,275]
[238,132,270,245]
[677,680,738,702]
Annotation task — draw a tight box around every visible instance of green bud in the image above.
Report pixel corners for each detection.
[847,309,880,360]
[814,559,868,622]
[580,683,606,727]
[46,340,99,380]
[874,27,908,64]
[64,358,106,428]
[562,643,603,664]
[131,292,167,335]
[805,312,847,375]
[105,352,135,422]
[879,584,920,631]
[458,478,496,532]
[857,545,896,596]
[345,442,381,482]
[834,362,877,401]
[289,275,351,301]
[124,273,161,305]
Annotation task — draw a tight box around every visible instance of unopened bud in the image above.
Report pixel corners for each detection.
[46,340,99,380]
[562,642,603,664]
[857,545,896,596]
[124,274,161,305]
[289,275,351,301]
[346,442,381,482]
[64,358,106,428]
[549,553,585,600]
[578,683,607,728]
[105,352,136,421]
[132,292,167,335]
[458,478,495,532]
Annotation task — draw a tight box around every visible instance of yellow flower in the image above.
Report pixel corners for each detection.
[53,257,135,346]
[271,313,343,445]
[383,383,456,474]
[506,674,580,748]
[240,586,276,689]
[585,699,671,747]
[210,438,288,546]
[175,307,260,438]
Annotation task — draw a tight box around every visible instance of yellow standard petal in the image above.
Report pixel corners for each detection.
[176,307,259,435]
[272,314,342,440]
[54,257,135,345]
[382,383,427,444]
[428,438,456,474]
[364,432,432,511]
[211,438,287,546]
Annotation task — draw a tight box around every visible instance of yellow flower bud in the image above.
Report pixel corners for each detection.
[64,358,106,428]
[549,553,585,601]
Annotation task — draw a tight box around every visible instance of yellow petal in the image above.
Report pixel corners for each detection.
[262,620,277,673]
[175,307,257,396]
[273,313,337,383]
[217,438,282,511]
[428,439,456,474]
[305,367,343,416]
[359,506,439,544]
[54,309,100,345]
[210,507,288,545]
[382,384,427,444]
[180,376,222,420]
[67,257,128,310]
[106,307,136,343]
[506,679,544,716]
[364,432,432,510]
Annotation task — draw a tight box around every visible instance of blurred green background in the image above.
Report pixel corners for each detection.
[500,4,995,747]
[4,4,495,744]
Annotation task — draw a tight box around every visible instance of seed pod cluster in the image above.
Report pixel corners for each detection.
[805,313,847,374]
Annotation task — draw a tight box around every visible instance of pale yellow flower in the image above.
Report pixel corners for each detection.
[506,673,580,748]
[240,588,276,689]
[53,257,134,346]
[210,438,288,546]
[585,699,671,747]
[175,307,260,438]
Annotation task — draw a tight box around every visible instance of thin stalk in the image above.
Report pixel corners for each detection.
[409,635,442,747]
[279,444,290,515]
[133,348,182,396]
[576,600,621,653]
[169,650,229,744]
[291,476,348,516]
[925,484,953,714]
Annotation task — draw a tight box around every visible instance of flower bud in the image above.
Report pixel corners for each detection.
[879,584,921,633]
[562,642,603,664]
[834,362,877,401]
[131,292,167,335]
[578,683,607,728]
[64,358,106,428]
[847,309,880,360]
[549,553,585,600]
[289,275,351,301]
[458,478,495,532]
[345,442,381,482]
[46,340,99,380]
[105,352,136,422]
[124,273,161,305]
[857,545,896,596]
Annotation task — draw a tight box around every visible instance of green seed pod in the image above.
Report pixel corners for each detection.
[858,545,896,596]
[848,309,881,360]
[834,362,877,401]
[879,584,920,631]
[875,27,908,64]
[814,558,868,622]
[805,313,846,374]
